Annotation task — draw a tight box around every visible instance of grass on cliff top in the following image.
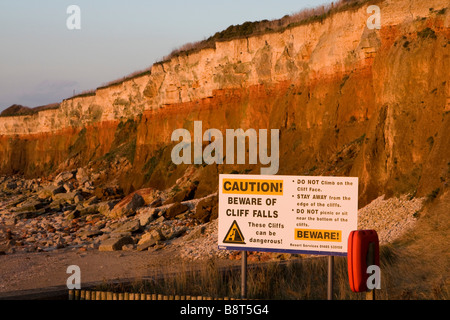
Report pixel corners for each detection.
[66,0,385,95]
[157,0,384,63]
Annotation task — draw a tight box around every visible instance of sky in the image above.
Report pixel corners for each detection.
[0,0,334,111]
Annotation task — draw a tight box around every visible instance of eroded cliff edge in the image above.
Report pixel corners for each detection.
[0,0,449,207]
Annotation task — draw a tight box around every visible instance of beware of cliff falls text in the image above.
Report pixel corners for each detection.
[171,121,280,175]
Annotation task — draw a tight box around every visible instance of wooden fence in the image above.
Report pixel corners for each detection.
[68,290,239,300]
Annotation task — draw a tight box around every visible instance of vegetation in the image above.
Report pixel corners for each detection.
[68,127,87,159]
[158,0,385,63]
[97,68,152,90]
[417,27,437,40]
[0,103,60,117]
[101,118,138,164]
[66,89,96,100]
[94,191,449,300]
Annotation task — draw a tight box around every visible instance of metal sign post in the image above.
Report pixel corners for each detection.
[241,251,247,299]
[218,174,359,301]
[327,256,334,300]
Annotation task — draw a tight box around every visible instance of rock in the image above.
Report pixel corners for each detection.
[50,199,66,211]
[164,226,187,240]
[109,231,132,238]
[83,196,99,206]
[163,184,197,205]
[85,214,103,222]
[111,219,141,234]
[83,181,95,192]
[15,198,46,212]
[149,198,162,208]
[54,171,74,186]
[52,192,76,203]
[52,185,67,195]
[138,228,166,244]
[165,202,189,220]
[94,186,124,201]
[75,168,89,184]
[193,195,218,223]
[79,228,103,239]
[108,193,145,218]
[184,225,206,241]
[97,201,117,216]
[78,204,100,217]
[55,237,65,249]
[97,234,110,242]
[4,216,17,226]
[5,181,17,190]
[65,209,80,220]
[63,182,74,193]
[136,238,157,251]
[134,188,161,206]
[98,236,134,251]
[122,244,135,251]
[14,208,46,220]
[74,193,84,204]
[38,185,62,199]
[137,207,159,226]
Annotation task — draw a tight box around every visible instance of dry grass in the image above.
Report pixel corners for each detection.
[53,0,385,97]
[158,0,385,63]
[380,189,450,300]
[97,68,152,90]
[94,190,449,300]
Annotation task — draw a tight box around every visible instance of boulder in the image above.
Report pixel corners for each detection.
[111,219,141,234]
[38,185,63,199]
[75,168,89,184]
[184,225,206,241]
[14,198,46,212]
[165,202,189,220]
[193,195,218,223]
[164,226,187,240]
[94,186,124,201]
[52,185,67,195]
[63,182,74,193]
[98,236,134,252]
[136,238,157,251]
[83,196,99,206]
[163,185,197,205]
[5,181,18,191]
[78,204,100,217]
[4,217,17,226]
[64,209,79,220]
[74,193,84,204]
[52,191,77,203]
[133,188,161,206]
[79,228,103,239]
[14,208,46,220]
[108,193,145,218]
[97,201,117,216]
[138,228,165,246]
[137,207,159,226]
[54,171,74,186]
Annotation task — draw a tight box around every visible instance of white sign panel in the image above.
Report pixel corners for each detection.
[218,174,358,256]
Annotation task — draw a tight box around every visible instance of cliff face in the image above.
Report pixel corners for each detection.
[0,0,449,206]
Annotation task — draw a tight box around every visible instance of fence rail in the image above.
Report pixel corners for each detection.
[68,290,239,301]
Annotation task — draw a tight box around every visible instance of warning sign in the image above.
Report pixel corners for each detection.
[223,221,246,244]
[222,179,283,195]
[218,174,358,256]
[295,229,342,242]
